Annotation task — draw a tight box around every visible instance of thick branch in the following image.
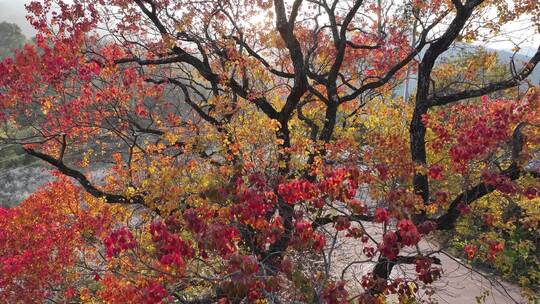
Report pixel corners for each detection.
[410,3,480,204]
[23,148,142,205]
[429,45,540,107]
[312,214,375,229]
[274,0,308,122]
[435,123,536,230]
[435,163,521,230]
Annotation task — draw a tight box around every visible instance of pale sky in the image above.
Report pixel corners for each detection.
[0,0,35,37]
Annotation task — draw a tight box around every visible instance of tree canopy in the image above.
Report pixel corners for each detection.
[0,0,539,303]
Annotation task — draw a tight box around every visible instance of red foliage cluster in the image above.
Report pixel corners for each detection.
[334,216,352,231]
[427,164,444,180]
[319,168,359,200]
[0,179,110,302]
[233,174,277,223]
[374,208,389,223]
[488,241,505,260]
[464,244,478,259]
[150,221,193,269]
[97,275,171,304]
[183,209,237,258]
[141,282,171,304]
[425,98,529,172]
[277,179,317,204]
[322,281,349,304]
[348,199,367,215]
[481,170,516,194]
[199,222,240,257]
[220,254,271,302]
[379,231,399,260]
[523,186,539,199]
[293,220,326,252]
[415,257,441,284]
[397,220,421,246]
[377,220,422,260]
[103,227,136,257]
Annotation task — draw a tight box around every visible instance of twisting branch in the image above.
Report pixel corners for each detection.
[134,0,220,95]
[114,55,186,66]
[371,254,442,292]
[229,36,295,78]
[312,214,375,230]
[23,148,144,206]
[149,78,222,128]
[429,45,540,107]
[346,41,380,50]
[394,255,441,265]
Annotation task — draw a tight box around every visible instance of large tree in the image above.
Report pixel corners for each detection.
[0,22,26,59]
[0,0,539,303]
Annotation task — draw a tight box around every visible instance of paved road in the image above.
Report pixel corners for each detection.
[329,222,526,303]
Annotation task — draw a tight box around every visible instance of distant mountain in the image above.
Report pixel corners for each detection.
[397,45,540,99]
[442,44,540,83]
[494,48,540,84]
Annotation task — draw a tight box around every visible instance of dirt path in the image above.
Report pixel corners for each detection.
[328,222,526,303]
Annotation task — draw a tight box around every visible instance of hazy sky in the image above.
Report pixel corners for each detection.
[0,0,538,55]
[0,0,35,37]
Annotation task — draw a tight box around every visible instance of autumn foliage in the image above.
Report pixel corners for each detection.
[0,0,539,303]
